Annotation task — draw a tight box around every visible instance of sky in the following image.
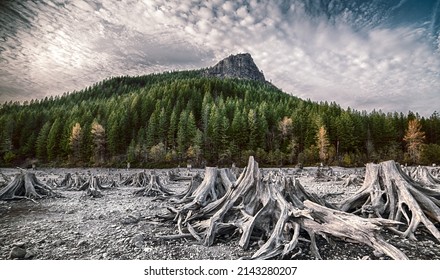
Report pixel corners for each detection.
[0,0,439,115]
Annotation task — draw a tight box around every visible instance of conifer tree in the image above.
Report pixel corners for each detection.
[36,121,51,162]
[47,118,63,162]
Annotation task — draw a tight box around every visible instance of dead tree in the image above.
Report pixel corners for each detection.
[158,157,407,260]
[133,173,174,197]
[0,171,59,201]
[340,160,440,242]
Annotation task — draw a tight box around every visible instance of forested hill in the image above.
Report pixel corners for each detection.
[1,61,440,168]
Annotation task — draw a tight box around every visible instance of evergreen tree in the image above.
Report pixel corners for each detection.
[36,121,51,162]
[47,118,63,162]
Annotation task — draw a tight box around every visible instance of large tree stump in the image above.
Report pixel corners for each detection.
[410,166,440,189]
[157,157,407,259]
[120,171,150,188]
[0,171,59,201]
[133,174,174,198]
[167,170,194,182]
[340,160,440,242]
[78,175,117,198]
[58,172,85,189]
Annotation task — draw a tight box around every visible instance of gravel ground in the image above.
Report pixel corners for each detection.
[1,167,440,260]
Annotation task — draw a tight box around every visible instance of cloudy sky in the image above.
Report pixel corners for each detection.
[0,0,439,115]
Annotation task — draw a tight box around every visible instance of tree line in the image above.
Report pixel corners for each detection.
[1,71,439,167]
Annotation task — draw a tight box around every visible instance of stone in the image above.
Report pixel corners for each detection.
[77,239,88,247]
[10,247,26,259]
[53,240,65,246]
[12,241,26,248]
[24,249,36,259]
[203,53,266,83]
[131,234,144,249]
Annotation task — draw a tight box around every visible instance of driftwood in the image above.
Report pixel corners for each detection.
[340,160,440,242]
[158,156,407,259]
[0,171,60,201]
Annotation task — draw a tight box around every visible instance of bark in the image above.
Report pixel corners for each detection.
[340,160,440,242]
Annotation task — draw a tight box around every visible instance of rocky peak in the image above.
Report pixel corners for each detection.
[204,53,266,82]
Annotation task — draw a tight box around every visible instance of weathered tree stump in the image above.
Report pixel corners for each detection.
[78,175,117,198]
[168,170,193,182]
[340,160,440,242]
[120,171,150,188]
[0,171,59,201]
[410,166,440,189]
[342,174,363,188]
[133,174,174,197]
[58,172,86,189]
[157,157,407,259]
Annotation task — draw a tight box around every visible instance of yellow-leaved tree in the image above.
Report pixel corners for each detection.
[403,119,425,164]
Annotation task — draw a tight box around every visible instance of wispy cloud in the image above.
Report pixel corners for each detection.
[0,0,439,115]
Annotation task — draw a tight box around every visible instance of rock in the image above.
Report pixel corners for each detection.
[144,247,153,253]
[53,240,65,246]
[10,247,27,259]
[203,53,266,83]
[77,239,88,247]
[24,249,36,259]
[12,241,26,248]
[121,213,140,225]
[131,234,144,249]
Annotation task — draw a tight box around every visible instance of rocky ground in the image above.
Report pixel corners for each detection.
[0,167,440,260]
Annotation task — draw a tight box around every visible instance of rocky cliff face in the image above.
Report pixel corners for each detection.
[204,53,266,82]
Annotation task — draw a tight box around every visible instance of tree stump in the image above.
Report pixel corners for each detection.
[0,171,59,201]
[78,175,117,198]
[133,174,174,197]
[157,157,407,259]
[340,160,440,242]
[410,166,440,189]
[120,171,150,188]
